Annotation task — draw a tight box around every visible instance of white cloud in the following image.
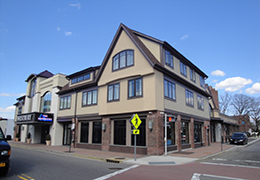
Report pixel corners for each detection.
[64,31,72,36]
[211,70,225,77]
[181,34,189,40]
[245,83,260,94]
[57,26,60,31]
[0,93,25,97]
[69,3,81,9]
[215,77,253,92]
[0,106,15,113]
[211,79,218,83]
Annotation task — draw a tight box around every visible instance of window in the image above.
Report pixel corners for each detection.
[92,122,101,144]
[165,50,173,68]
[190,69,196,82]
[200,76,205,88]
[41,92,52,112]
[30,78,37,97]
[18,107,22,114]
[180,62,187,76]
[181,121,189,144]
[71,73,90,84]
[164,80,176,100]
[194,123,202,143]
[82,90,97,106]
[197,95,204,110]
[164,121,175,145]
[80,122,89,143]
[108,83,119,101]
[114,120,126,145]
[112,50,134,71]
[186,90,194,106]
[60,96,71,110]
[128,78,142,98]
[242,121,245,125]
[131,119,146,146]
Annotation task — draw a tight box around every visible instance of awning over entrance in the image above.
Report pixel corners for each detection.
[16,112,53,125]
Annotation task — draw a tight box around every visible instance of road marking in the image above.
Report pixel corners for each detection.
[201,162,260,169]
[93,165,139,180]
[191,173,248,180]
[17,174,35,180]
[212,158,260,164]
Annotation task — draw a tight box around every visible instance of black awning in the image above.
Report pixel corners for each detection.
[16,112,53,125]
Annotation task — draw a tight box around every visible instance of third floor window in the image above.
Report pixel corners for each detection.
[165,50,173,68]
[112,50,134,71]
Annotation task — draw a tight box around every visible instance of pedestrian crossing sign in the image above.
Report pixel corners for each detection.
[131,114,142,129]
[133,129,140,135]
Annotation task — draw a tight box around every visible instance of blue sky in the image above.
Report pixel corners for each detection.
[1,0,260,119]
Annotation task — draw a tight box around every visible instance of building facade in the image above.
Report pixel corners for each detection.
[57,24,211,155]
[14,71,68,145]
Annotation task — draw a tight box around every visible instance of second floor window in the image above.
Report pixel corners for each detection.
[190,69,196,82]
[128,78,142,98]
[164,80,176,100]
[180,62,187,76]
[112,50,134,71]
[41,92,52,112]
[82,90,98,106]
[60,96,71,110]
[108,83,120,101]
[197,95,204,110]
[165,50,173,68]
[186,90,194,107]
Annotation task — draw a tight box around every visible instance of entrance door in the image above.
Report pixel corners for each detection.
[41,125,50,143]
[63,124,71,145]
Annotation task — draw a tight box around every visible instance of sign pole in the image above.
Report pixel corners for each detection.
[165,113,167,156]
[134,134,136,161]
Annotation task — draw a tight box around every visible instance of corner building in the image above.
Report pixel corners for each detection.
[57,24,211,155]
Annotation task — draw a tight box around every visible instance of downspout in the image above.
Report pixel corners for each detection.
[73,89,78,148]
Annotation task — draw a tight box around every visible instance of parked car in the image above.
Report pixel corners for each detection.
[0,127,11,176]
[229,132,248,145]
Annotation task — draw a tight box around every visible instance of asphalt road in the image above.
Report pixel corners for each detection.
[201,138,260,167]
[2,146,132,180]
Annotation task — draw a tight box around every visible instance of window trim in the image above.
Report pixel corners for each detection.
[180,61,187,77]
[82,89,98,106]
[71,73,91,85]
[165,50,174,68]
[200,76,205,88]
[107,83,120,102]
[197,95,204,110]
[112,50,134,71]
[59,95,71,110]
[185,89,194,107]
[164,79,176,101]
[128,77,143,99]
[190,69,196,83]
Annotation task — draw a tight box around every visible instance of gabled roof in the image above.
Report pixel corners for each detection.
[25,70,54,82]
[95,23,210,97]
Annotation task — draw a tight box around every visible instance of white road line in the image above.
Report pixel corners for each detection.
[200,162,260,169]
[93,165,139,180]
[191,173,248,180]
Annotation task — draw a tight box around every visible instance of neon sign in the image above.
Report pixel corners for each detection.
[38,114,53,122]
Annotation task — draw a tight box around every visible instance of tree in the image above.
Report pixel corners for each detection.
[250,97,260,132]
[231,94,254,115]
[219,92,232,115]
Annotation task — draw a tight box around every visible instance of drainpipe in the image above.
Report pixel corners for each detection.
[73,89,78,148]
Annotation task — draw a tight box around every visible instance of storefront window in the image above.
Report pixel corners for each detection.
[167,122,175,145]
[114,120,126,145]
[92,122,101,144]
[63,124,71,145]
[80,122,89,143]
[194,123,202,143]
[131,119,146,146]
[181,121,189,144]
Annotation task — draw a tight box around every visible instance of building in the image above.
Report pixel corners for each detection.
[14,71,68,144]
[208,86,240,143]
[57,24,211,155]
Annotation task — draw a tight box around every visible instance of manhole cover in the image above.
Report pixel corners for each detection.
[109,167,123,170]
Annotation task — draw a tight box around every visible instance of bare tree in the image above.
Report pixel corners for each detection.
[250,97,260,132]
[231,94,254,115]
[219,92,232,115]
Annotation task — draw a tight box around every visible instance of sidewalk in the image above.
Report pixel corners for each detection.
[9,137,259,166]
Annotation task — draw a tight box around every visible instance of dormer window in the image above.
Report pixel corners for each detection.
[112,50,134,71]
[165,50,173,68]
[71,73,90,84]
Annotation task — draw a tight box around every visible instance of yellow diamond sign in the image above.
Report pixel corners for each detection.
[131,114,142,129]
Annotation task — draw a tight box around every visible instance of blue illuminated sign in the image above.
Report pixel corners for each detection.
[38,114,53,122]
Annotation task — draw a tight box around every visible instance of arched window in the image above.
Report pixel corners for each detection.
[30,78,37,97]
[41,92,52,112]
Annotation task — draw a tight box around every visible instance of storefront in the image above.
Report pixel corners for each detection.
[16,112,53,143]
